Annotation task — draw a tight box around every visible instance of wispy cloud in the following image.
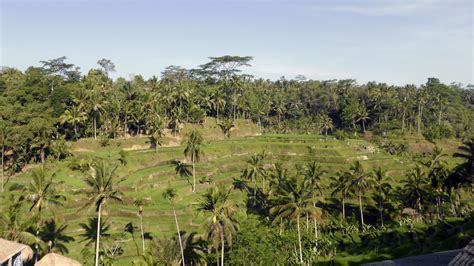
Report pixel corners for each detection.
[310,0,471,16]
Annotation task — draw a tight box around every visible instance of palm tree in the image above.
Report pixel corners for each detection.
[212,90,226,122]
[347,161,373,226]
[241,151,267,204]
[133,198,148,254]
[147,115,165,154]
[453,140,474,199]
[270,171,318,264]
[23,168,65,260]
[329,172,351,220]
[197,186,237,266]
[0,195,44,248]
[371,167,392,227]
[183,130,203,192]
[162,188,185,266]
[302,161,326,239]
[40,218,74,254]
[88,91,104,140]
[273,95,286,129]
[81,160,123,266]
[356,105,370,132]
[403,165,428,221]
[60,105,87,140]
[315,113,333,136]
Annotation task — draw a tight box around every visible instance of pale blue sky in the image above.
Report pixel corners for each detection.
[1,0,472,85]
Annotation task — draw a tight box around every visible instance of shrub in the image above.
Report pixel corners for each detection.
[334,130,348,141]
[99,134,110,147]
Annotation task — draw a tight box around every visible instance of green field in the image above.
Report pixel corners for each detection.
[3,119,464,264]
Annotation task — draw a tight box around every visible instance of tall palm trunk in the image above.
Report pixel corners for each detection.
[139,213,145,253]
[313,217,318,240]
[417,102,423,136]
[40,147,45,166]
[253,179,257,206]
[359,192,365,226]
[35,211,41,263]
[94,115,97,140]
[379,197,384,227]
[221,229,225,266]
[306,214,309,233]
[342,196,346,220]
[1,144,4,192]
[74,124,78,140]
[192,156,196,192]
[95,203,102,266]
[173,206,185,266]
[402,109,406,132]
[297,215,303,264]
[417,196,422,222]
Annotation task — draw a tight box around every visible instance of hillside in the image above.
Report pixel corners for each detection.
[2,118,466,264]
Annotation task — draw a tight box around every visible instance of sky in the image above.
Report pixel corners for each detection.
[0,0,473,86]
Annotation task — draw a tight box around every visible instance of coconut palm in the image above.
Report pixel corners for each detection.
[183,130,203,192]
[329,172,352,220]
[196,186,237,266]
[22,168,65,260]
[0,195,43,247]
[453,140,474,198]
[133,198,148,254]
[315,113,333,136]
[60,105,87,140]
[269,171,318,264]
[403,165,428,221]
[371,167,392,227]
[81,160,123,266]
[241,151,267,204]
[356,105,370,132]
[88,91,104,140]
[302,161,326,238]
[147,115,165,154]
[347,161,373,226]
[162,187,185,266]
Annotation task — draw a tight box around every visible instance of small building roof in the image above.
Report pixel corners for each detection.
[0,238,33,264]
[449,239,474,265]
[35,253,82,266]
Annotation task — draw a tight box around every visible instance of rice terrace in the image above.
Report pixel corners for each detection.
[0,0,473,265]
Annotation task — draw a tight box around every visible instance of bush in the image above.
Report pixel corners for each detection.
[379,140,408,155]
[423,124,453,142]
[68,157,93,172]
[334,130,348,140]
[99,134,110,147]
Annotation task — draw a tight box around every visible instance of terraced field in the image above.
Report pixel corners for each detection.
[4,127,463,264]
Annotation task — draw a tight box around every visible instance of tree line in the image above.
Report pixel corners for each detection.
[1,55,473,178]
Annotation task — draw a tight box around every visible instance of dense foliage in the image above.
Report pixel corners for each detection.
[1,56,473,176]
